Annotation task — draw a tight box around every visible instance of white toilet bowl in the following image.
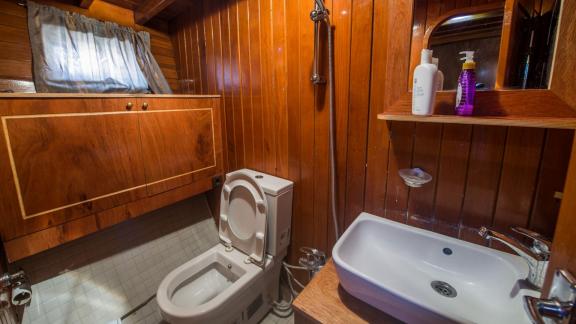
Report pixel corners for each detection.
[157,169,293,324]
[157,244,277,324]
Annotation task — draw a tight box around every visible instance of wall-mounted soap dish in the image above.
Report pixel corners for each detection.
[399,168,432,188]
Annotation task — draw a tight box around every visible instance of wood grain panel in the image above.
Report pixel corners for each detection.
[170,0,572,269]
[3,112,147,219]
[459,125,507,244]
[365,0,571,255]
[407,123,442,230]
[0,96,223,261]
[139,107,217,195]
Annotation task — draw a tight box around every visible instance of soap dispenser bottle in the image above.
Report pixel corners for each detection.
[455,51,476,116]
[412,49,438,116]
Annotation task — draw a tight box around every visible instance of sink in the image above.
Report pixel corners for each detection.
[332,213,540,324]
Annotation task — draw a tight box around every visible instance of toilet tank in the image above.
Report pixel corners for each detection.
[238,169,293,257]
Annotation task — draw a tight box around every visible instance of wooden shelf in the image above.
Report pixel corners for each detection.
[378,111,576,129]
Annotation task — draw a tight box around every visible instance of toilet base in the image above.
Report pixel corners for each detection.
[158,243,286,324]
[225,258,282,324]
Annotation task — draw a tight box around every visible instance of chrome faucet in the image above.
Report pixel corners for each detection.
[478,226,551,290]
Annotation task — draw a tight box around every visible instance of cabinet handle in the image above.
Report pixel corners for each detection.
[142,102,149,110]
[126,102,133,110]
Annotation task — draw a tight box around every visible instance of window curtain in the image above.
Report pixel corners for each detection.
[27,1,172,94]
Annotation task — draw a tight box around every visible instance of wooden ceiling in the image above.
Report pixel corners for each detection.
[70,0,190,24]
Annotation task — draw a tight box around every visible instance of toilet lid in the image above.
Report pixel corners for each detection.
[219,171,267,264]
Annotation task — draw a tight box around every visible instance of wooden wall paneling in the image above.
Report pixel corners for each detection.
[293,0,317,257]
[366,0,414,223]
[285,0,302,260]
[311,0,333,253]
[490,127,545,250]
[203,1,228,171]
[237,0,255,170]
[229,1,246,170]
[406,123,442,230]
[329,0,352,246]
[220,2,239,170]
[184,7,197,93]
[528,129,574,238]
[459,125,507,244]
[343,0,374,229]
[189,3,203,94]
[384,122,415,222]
[272,0,289,180]
[433,125,473,237]
[247,0,264,173]
[545,135,576,292]
[549,0,576,109]
[363,0,392,217]
[258,0,276,175]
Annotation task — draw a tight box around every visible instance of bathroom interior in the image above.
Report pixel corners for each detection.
[0,0,575,323]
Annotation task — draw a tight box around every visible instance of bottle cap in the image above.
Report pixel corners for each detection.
[421,49,433,64]
[432,57,439,66]
[459,51,476,69]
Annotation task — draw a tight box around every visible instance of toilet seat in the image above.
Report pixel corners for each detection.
[219,171,268,264]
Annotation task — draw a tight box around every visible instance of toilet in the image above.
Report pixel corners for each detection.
[157,169,293,324]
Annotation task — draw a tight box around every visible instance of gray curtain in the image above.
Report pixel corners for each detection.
[27,1,172,94]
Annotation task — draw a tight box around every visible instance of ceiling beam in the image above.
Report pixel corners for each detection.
[134,0,177,25]
[78,0,95,9]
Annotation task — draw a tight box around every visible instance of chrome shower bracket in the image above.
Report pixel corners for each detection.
[310,0,329,85]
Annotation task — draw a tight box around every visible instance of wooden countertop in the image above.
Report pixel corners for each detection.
[293,260,401,324]
[0,93,221,98]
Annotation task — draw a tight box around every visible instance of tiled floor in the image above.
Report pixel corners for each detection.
[16,195,219,324]
[259,310,294,324]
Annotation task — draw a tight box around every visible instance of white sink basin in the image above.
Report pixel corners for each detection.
[332,213,540,324]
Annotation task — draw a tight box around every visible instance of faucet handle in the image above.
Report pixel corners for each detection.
[511,227,552,256]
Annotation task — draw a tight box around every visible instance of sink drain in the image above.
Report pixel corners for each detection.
[431,281,457,298]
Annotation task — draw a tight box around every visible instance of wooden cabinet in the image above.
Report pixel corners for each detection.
[0,95,223,262]
[138,98,219,195]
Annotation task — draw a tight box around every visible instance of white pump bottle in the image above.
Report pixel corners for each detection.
[412,49,438,116]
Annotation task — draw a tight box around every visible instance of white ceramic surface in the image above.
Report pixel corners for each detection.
[332,212,541,324]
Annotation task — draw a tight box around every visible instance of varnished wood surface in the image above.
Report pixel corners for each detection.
[138,98,221,195]
[0,97,224,260]
[4,177,214,262]
[169,0,375,270]
[378,112,576,129]
[134,0,176,24]
[0,94,219,98]
[364,0,573,254]
[3,112,148,219]
[169,0,573,269]
[293,260,400,324]
[545,134,576,292]
[0,0,181,93]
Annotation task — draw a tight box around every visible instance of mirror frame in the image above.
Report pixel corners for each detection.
[383,0,576,119]
[371,0,576,294]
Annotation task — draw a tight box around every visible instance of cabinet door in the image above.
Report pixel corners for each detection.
[0,98,147,240]
[138,98,223,195]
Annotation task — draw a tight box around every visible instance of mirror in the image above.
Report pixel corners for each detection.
[410,0,562,91]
